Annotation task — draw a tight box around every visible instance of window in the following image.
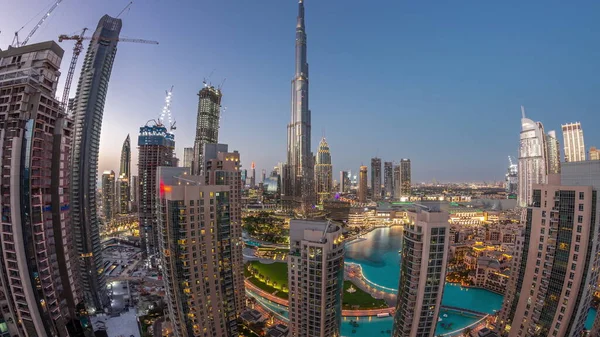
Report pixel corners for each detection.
[579,192,585,200]
[579,204,584,211]
[578,215,583,223]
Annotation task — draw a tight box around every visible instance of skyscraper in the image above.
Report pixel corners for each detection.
[590,146,600,161]
[159,145,244,337]
[182,146,193,168]
[102,170,116,220]
[393,205,449,337]
[546,130,561,174]
[117,134,131,214]
[371,157,382,200]
[358,166,368,203]
[250,161,256,188]
[505,159,518,197]
[0,41,84,336]
[131,175,139,212]
[496,176,599,337]
[315,137,333,204]
[400,159,411,196]
[340,171,351,193]
[384,161,393,198]
[393,164,401,199]
[285,0,315,212]
[70,14,122,311]
[518,108,548,208]
[192,85,222,175]
[562,122,585,162]
[288,219,344,337]
[138,122,175,264]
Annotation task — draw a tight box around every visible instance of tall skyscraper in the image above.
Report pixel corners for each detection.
[70,14,122,311]
[590,146,600,161]
[393,164,401,199]
[393,205,449,337]
[192,84,222,175]
[138,122,175,264]
[250,161,256,188]
[562,122,585,162]
[371,158,382,200]
[102,170,116,220]
[285,0,315,212]
[384,161,393,198]
[131,175,139,212]
[340,171,350,193]
[358,166,368,203]
[400,159,411,196]
[497,175,600,337]
[518,108,548,208]
[546,130,561,174]
[182,146,193,168]
[159,145,244,337]
[288,219,344,337]
[117,134,131,214]
[505,158,518,197]
[315,137,333,204]
[0,41,84,337]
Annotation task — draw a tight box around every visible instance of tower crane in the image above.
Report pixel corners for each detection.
[159,86,176,132]
[12,0,65,47]
[58,32,158,113]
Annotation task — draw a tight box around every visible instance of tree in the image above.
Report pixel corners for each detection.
[463,327,472,337]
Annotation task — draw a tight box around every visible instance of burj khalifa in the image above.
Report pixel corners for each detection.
[285,0,315,212]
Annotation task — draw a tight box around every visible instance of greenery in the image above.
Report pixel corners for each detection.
[342,281,388,310]
[246,261,289,300]
[243,212,288,244]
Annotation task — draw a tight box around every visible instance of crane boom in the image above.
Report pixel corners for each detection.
[59,28,87,113]
[20,0,64,47]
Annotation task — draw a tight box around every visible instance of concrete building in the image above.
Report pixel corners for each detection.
[192,85,222,175]
[182,147,193,168]
[393,205,449,337]
[340,171,350,193]
[315,137,333,205]
[117,134,130,214]
[546,130,561,174]
[102,170,116,221]
[138,122,175,264]
[471,257,509,294]
[131,175,139,212]
[400,159,411,197]
[562,122,585,162]
[384,161,393,198]
[497,175,600,337]
[358,165,367,203]
[70,14,122,311]
[590,146,600,161]
[0,41,84,336]
[288,219,344,337]
[517,108,548,208]
[394,164,401,199]
[371,157,382,200]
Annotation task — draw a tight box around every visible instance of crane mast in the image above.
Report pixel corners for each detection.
[59,28,87,113]
[159,86,175,131]
[13,0,64,47]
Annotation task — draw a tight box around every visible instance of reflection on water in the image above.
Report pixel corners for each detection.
[345,226,403,268]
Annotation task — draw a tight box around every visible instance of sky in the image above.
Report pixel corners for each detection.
[1,0,599,183]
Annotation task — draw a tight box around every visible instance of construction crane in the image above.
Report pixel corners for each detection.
[13,0,64,47]
[158,86,176,132]
[58,32,158,113]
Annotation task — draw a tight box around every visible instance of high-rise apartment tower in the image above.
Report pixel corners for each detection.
[182,147,193,168]
[102,170,116,220]
[358,166,367,203]
[192,85,221,175]
[371,157,382,200]
[518,108,548,208]
[562,122,585,162]
[315,137,333,204]
[400,159,411,196]
[117,134,130,213]
[384,161,393,198]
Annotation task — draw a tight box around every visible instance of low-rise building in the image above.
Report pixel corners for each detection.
[471,257,509,294]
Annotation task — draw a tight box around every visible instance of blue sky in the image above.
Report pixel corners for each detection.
[2,0,599,183]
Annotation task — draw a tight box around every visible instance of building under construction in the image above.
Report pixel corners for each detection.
[192,84,222,175]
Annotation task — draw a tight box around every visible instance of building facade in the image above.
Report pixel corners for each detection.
[384,161,393,199]
[340,171,350,193]
[182,147,193,168]
[497,177,600,337]
[506,159,518,197]
[192,85,221,175]
[288,220,344,337]
[138,122,175,264]
[546,130,561,174]
[285,0,315,212]
[315,137,332,205]
[562,122,585,162]
[102,170,116,221]
[589,146,600,161]
[117,134,130,214]
[400,159,411,197]
[131,175,138,212]
[393,205,449,337]
[517,109,547,208]
[0,41,84,336]
[70,14,122,311]
[394,164,401,199]
[371,157,382,200]
[358,166,367,203]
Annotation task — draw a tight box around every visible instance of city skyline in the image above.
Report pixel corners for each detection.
[2,1,599,183]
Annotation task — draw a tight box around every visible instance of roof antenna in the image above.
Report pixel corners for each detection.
[521,105,526,119]
[117,1,133,18]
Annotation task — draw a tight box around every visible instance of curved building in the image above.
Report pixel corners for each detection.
[315,137,332,204]
[517,108,547,208]
[70,14,122,311]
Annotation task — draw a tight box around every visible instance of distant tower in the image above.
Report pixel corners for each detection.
[183,147,193,168]
[518,107,548,207]
[102,170,116,220]
[562,122,585,162]
[118,134,131,213]
[315,137,333,204]
[505,157,518,197]
[546,130,561,174]
[262,169,267,183]
[393,205,449,337]
[192,84,222,175]
[70,14,122,311]
[384,161,393,198]
[371,158,382,200]
[251,162,256,188]
[590,146,600,161]
[393,164,401,199]
[340,171,351,193]
[400,159,411,197]
[138,122,175,265]
[358,166,368,203]
[288,219,344,337]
